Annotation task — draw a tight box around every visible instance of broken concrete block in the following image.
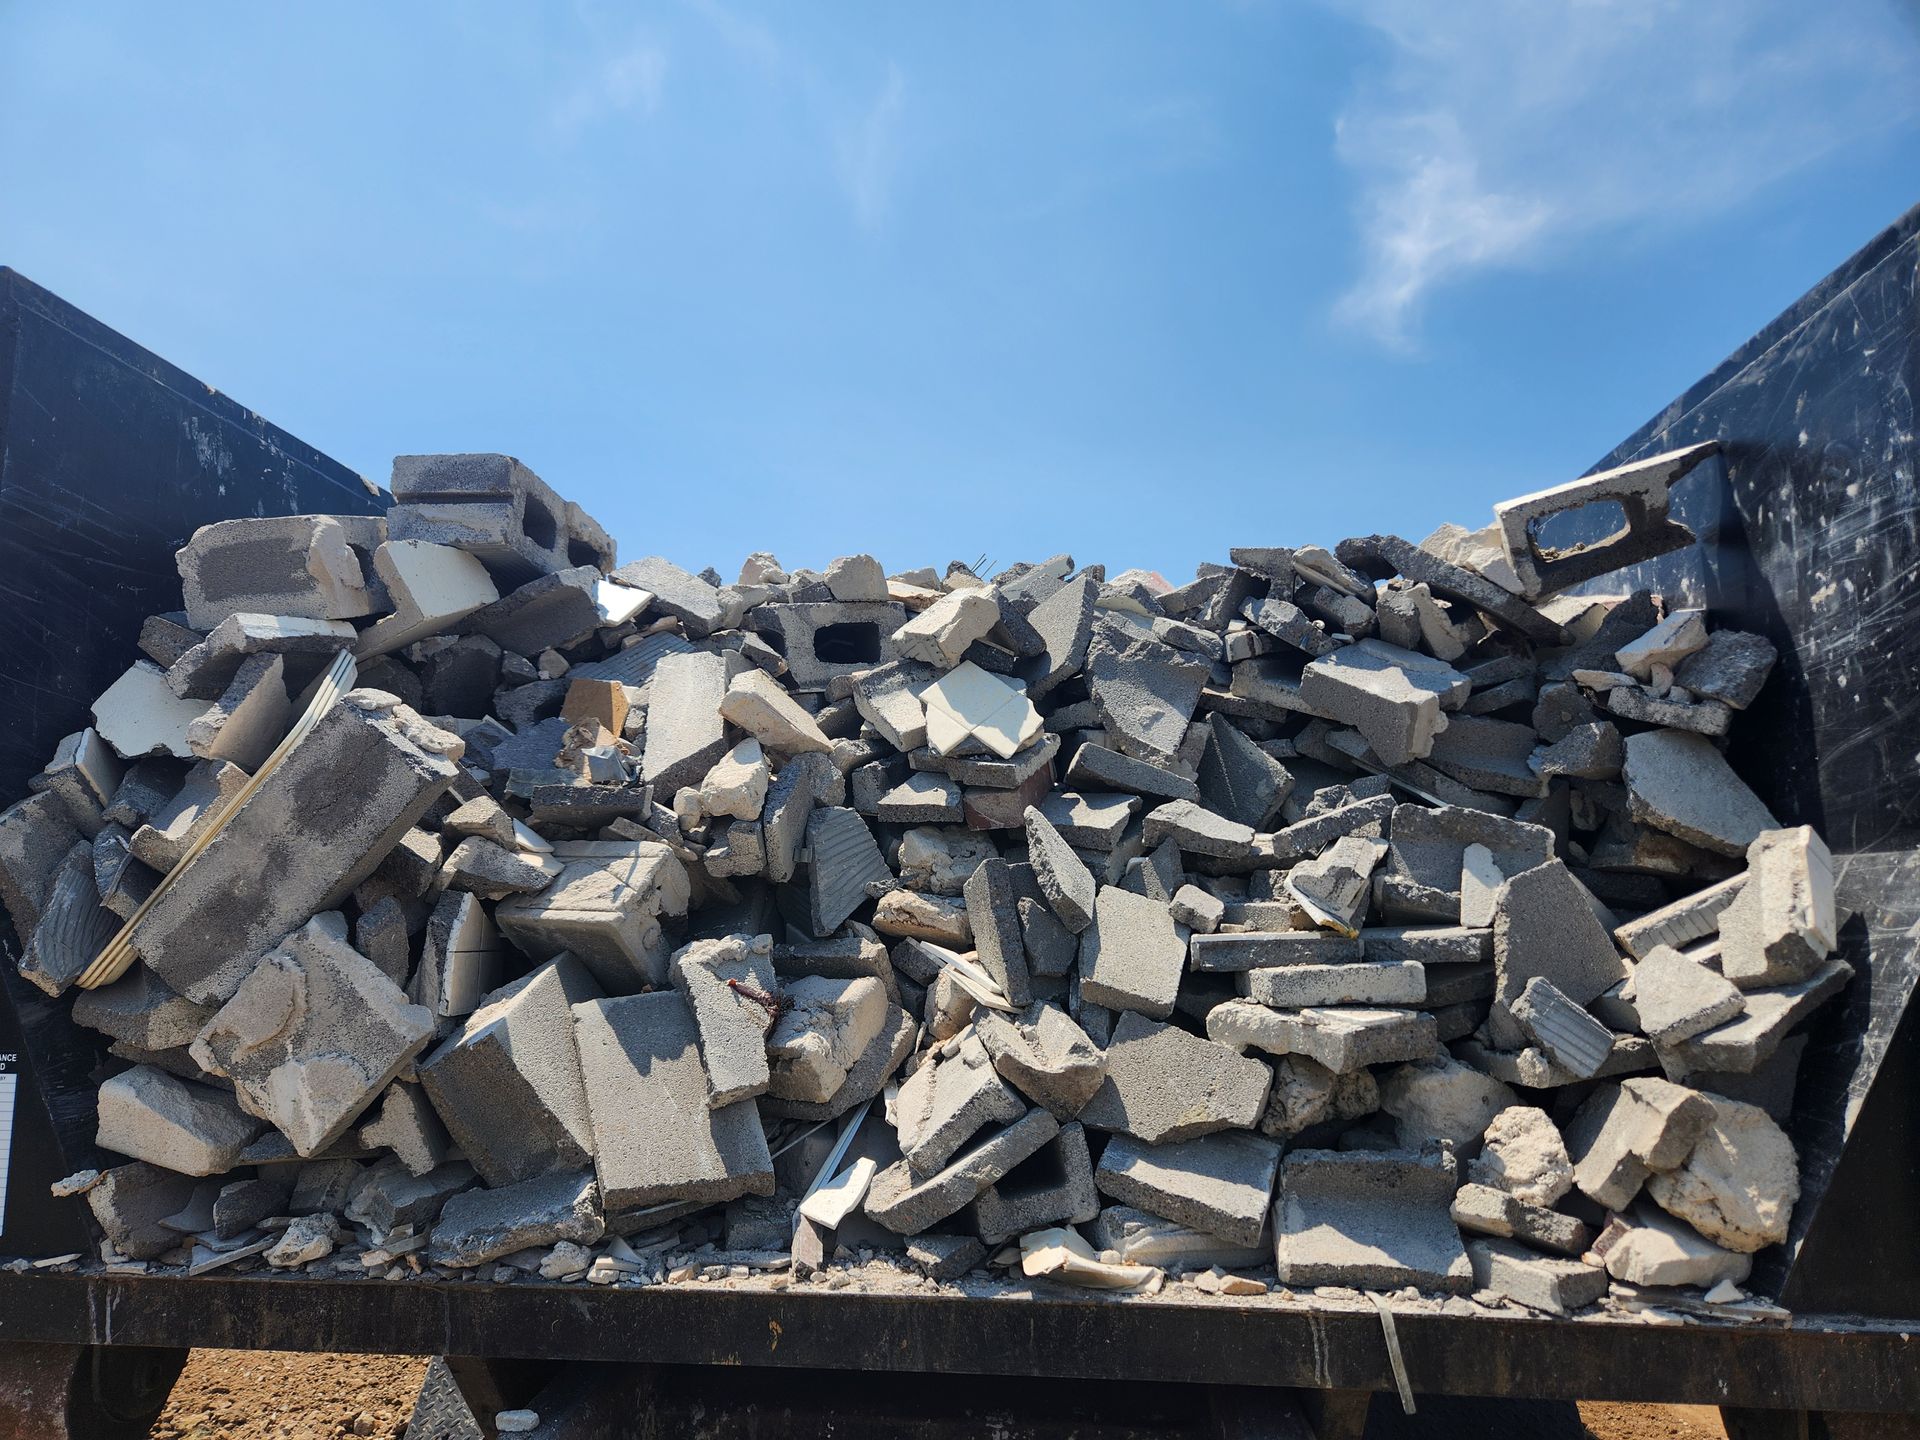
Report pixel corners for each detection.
[1491,444,1712,598]
[1286,834,1387,937]
[641,650,738,799]
[1298,640,1468,767]
[894,588,1000,668]
[494,839,691,991]
[970,1121,1100,1244]
[766,975,890,1105]
[905,1232,987,1279]
[1659,960,1851,1076]
[964,857,1033,1007]
[803,805,893,936]
[358,1082,453,1177]
[355,540,499,658]
[1673,629,1777,710]
[429,1169,605,1268]
[752,601,909,690]
[574,990,774,1212]
[1467,1238,1608,1314]
[184,652,292,772]
[1273,1147,1472,1293]
[1566,1077,1714,1210]
[1632,945,1745,1044]
[36,727,124,837]
[896,1034,1027,1176]
[1623,730,1781,858]
[1238,953,1425,1009]
[1037,791,1141,851]
[1024,805,1096,933]
[347,1156,475,1232]
[189,915,436,1156]
[864,1108,1058,1235]
[668,933,779,1107]
[176,514,386,631]
[1337,534,1559,646]
[973,1002,1107,1117]
[1616,609,1710,682]
[390,453,613,584]
[418,956,603,1187]
[1718,827,1836,990]
[167,612,357,702]
[440,836,558,899]
[1062,741,1198,802]
[1491,859,1628,1045]
[1511,975,1615,1080]
[130,692,463,1006]
[1207,1001,1436,1073]
[720,667,833,755]
[16,841,119,997]
[96,1064,265,1176]
[611,555,725,637]
[1257,1054,1378,1139]
[128,757,249,873]
[1078,1011,1269,1143]
[1592,1203,1752,1288]
[1191,931,1360,972]
[1451,1186,1589,1258]
[1643,1094,1797,1253]
[409,890,507,1021]
[1085,620,1209,765]
[1378,1055,1516,1149]
[1142,798,1255,859]
[920,662,1043,760]
[1077,886,1188,1020]
[92,660,207,760]
[86,1162,203,1259]
[72,966,213,1052]
[678,738,770,826]
[874,771,963,826]
[1198,713,1294,830]
[1093,1129,1280,1250]
[1468,1105,1573,1206]
[1168,884,1223,935]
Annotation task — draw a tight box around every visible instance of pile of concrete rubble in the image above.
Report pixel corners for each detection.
[0,445,1846,1316]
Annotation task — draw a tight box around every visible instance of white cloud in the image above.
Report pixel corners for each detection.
[1328,0,1920,349]
[552,40,667,136]
[835,63,907,232]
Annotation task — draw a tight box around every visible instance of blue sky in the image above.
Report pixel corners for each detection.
[4,2,1918,581]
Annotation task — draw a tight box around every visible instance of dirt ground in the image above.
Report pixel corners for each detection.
[149,1351,1730,1438]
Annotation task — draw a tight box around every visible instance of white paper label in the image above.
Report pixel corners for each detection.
[0,1056,15,1236]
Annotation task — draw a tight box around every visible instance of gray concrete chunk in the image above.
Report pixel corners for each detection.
[1241,959,1425,1008]
[1623,730,1781,858]
[668,933,779,1107]
[1298,639,1469,767]
[1078,1011,1270,1143]
[1078,886,1188,1020]
[496,839,691,991]
[894,1034,1026,1177]
[1450,1184,1589,1258]
[96,1065,265,1177]
[1142,799,1255,858]
[1025,805,1096,933]
[1467,1238,1609,1314]
[1207,1001,1437,1073]
[1094,1129,1281,1249]
[129,693,462,1006]
[1632,945,1745,1044]
[418,956,604,1187]
[1273,1147,1472,1293]
[1718,826,1836,989]
[1191,931,1361,972]
[1566,1077,1714,1210]
[1510,975,1614,1080]
[864,1108,1058,1235]
[1198,714,1293,830]
[970,1120,1101,1245]
[429,1169,605,1268]
[964,857,1032,1007]
[805,806,893,936]
[612,555,725,637]
[973,1002,1108,1117]
[573,990,775,1213]
[1085,620,1208,765]
[189,915,436,1157]
[642,650,739,799]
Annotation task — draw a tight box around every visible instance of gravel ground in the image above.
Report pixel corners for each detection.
[148,1350,1729,1438]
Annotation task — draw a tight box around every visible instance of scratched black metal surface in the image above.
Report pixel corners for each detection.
[0,269,382,1254]
[0,268,381,805]
[1552,204,1920,1312]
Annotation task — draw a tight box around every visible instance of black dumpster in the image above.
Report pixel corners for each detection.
[0,192,1916,1436]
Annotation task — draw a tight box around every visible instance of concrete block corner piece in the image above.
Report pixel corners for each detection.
[1492,442,1716,599]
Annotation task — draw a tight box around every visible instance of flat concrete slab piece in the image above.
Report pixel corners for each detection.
[572,991,775,1213]
[864,1108,1059,1235]
[1623,729,1781,858]
[1240,959,1426,1008]
[1078,886,1189,1020]
[1094,1129,1282,1249]
[1207,1001,1438,1073]
[494,840,692,991]
[1273,1147,1472,1294]
[1077,1011,1270,1144]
